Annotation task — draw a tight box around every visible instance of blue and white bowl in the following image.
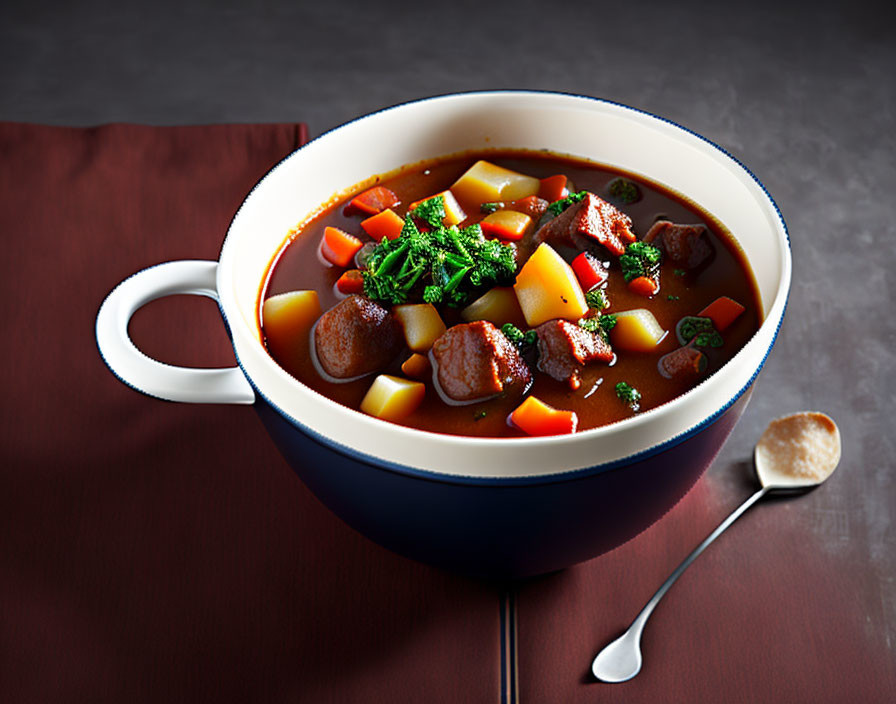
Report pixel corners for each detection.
[96,92,791,577]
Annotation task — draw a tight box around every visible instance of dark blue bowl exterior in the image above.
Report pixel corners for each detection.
[254,389,752,578]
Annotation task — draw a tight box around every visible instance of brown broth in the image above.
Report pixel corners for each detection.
[260,150,761,438]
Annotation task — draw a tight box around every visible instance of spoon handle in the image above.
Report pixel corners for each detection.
[629,485,769,636]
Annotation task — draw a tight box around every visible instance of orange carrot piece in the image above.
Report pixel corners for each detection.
[348,186,399,215]
[698,296,745,331]
[320,226,363,268]
[538,174,568,202]
[510,396,578,437]
[360,208,405,240]
[335,269,365,295]
[628,275,659,297]
[400,353,431,380]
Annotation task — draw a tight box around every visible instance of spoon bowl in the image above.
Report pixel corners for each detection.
[591,411,841,683]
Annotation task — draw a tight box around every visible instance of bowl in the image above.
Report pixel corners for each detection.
[96,91,791,578]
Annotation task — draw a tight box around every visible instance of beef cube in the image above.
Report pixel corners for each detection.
[658,345,707,382]
[534,193,636,256]
[314,295,403,380]
[643,220,714,271]
[431,321,532,403]
[535,319,613,390]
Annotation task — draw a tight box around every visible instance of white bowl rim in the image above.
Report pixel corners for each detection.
[216,90,792,484]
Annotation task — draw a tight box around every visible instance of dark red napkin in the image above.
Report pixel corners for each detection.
[0,123,501,704]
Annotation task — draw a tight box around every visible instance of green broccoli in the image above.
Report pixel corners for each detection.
[619,241,662,283]
[677,316,723,348]
[501,323,537,348]
[615,381,641,411]
[585,288,609,311]
[546,190,589,217]
[409,195,447,229]
[362,215,517,308]
[606,177,641,204]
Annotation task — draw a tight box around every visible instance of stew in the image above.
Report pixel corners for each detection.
[260,150,761,438]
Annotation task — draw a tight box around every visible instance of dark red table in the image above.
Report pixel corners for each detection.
[1,123,892,703]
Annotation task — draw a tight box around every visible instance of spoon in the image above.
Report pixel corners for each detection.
[591,411,841,683]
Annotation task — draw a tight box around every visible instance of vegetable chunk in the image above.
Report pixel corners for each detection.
[479,210,533,241]
[451,160,540,205]
[361,208,405,240]
[360,375,425,422]
[461,287,526,328]
[513,242,588,328]
[393,303,447,352]
[510,396,578,436]
[320,226,363,268]
[610,309,667,352]
[348,186,400,215]
[263,290,322,367]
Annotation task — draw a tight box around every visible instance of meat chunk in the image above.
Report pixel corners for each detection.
[658,345,707,382]
[313,295,402,379]
[430,321,532,403]
[534,193,636,256]
[643,220,714,271]
[535,319,613,390]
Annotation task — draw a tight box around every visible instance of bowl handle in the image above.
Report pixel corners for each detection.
[96,260,255,404]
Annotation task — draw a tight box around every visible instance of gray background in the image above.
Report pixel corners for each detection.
[3,0,893,657]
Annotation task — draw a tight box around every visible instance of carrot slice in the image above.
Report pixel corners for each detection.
[570,252,608,291]
[320,226,363,268]
[360,208,405,240]
[538,174,568,202]
[628,275,659,297]
[335,269,365,295]
[699,296,745,331]
[400,352,431,380]
[510,396,578,436]
[348,186,399,215]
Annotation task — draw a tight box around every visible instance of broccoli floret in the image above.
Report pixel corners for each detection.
[607,177,641,204]
[410,195,447,229]
[362,212,517,308]
[546,190,589,217]
[480,201,502,214]
[585,289,609,311]
[599,313,617,334]
[615,381,641,411]
[619,241,662,283]
[577,317,601,334]
[501,323,537,348]
[677,316,723,347]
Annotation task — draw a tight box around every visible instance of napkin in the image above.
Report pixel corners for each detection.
[0,122,501,703]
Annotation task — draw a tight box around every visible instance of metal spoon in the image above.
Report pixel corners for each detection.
[591,412,841,683]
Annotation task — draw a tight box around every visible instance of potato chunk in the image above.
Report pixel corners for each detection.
[360,375,425,422]
[262,290,322,365]
[513,243,588,328]
[451,160,540,205]
[479,210,533,241]
[460,287,526,328]
[611,309,667,352]
[393,303,447,352]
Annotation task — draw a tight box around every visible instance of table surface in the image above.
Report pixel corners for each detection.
[2,1,893,702]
